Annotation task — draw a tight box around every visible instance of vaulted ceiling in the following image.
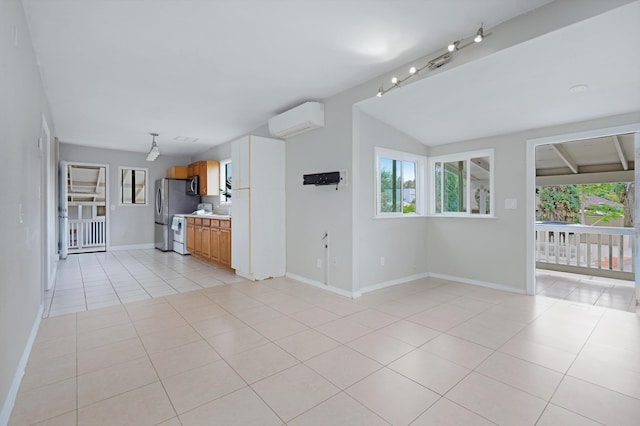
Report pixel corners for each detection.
[21,1,640,159]
[22,0,555,156]
[359,1,640,147]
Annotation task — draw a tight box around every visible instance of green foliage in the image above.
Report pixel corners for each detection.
[380,168,400,212]
[583,203,623,224]
[537,185,581,223]
[403,202,416,214]
[576,183,626,203]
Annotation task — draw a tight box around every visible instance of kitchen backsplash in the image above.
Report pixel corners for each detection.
[201,195,232,215]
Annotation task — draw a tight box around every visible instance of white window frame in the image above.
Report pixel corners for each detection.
[375,147,426,218]
[118,166,149,206]
[219,158,232,203]
[429,148,494,218]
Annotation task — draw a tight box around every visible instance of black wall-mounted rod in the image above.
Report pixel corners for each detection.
[303,171,341,186]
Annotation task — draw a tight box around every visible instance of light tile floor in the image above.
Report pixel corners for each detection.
[43,250,246,318]
[10,251,640,425]
[536,269,638,313]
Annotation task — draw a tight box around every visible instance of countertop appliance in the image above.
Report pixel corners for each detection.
[172,214,189,255]
[155,178,200,251]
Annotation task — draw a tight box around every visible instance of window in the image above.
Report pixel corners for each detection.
[375,147,425,217]
[431,149,493,216]
[119,167,148,205]
[220,159,232,202]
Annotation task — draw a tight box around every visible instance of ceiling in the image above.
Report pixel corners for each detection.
[66,165,106,203]
[536,133,635,176]
[359,1,640,146]
[22,0,555,156]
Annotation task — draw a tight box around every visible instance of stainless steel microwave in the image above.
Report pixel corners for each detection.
[186,175,199,196]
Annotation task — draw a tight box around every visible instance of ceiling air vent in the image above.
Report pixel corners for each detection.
[268,101,324,139]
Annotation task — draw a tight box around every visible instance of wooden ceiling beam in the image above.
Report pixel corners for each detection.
[612,135,628,171]
[550,143,578,174]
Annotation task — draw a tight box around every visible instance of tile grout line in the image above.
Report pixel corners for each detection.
[531,307,607,425]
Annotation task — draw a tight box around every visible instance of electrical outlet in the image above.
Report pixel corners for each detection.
[380,256,385,266]
[316,258,322,268]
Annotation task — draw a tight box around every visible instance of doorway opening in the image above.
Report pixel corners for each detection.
[527,126,639,312]
[60,162,109,256]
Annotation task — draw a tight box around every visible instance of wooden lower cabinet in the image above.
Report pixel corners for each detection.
[185,217,231,269]
[219,228,231,266]
[186,218,195,253]
[210,228,221,262]
[201,221,211,258]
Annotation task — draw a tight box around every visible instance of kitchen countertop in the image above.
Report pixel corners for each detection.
[183,213,231,220]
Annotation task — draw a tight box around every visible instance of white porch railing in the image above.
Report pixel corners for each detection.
[535,223,635,279]
[68,218,106,252]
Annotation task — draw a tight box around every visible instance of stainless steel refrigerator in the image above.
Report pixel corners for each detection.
[154,178,200,251]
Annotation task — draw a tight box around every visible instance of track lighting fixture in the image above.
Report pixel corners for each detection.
[474,25,484,43]
[375,24,491,97]
[146,132,160,161]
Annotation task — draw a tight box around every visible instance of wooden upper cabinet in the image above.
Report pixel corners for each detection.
[187,160,220,196]
[167,166,188,179]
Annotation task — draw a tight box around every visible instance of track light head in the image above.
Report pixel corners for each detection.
[474,25,484,43]
[374,23,490,98]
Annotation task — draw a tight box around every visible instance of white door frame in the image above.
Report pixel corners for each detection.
[59,160,69,259]
[526,123,640,301]
[41,115,57,291]
[60,161,110,256]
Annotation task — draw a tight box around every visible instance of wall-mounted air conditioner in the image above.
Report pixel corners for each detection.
[268,101,324,139]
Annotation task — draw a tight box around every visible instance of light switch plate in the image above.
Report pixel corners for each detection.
[504,198,517,209]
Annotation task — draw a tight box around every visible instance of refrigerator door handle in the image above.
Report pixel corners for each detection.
[156,186,162,216]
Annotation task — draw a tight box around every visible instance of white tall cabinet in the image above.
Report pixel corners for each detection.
[231,135,285,280]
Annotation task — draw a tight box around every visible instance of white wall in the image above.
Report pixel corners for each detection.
[356,110,429,291]
[285,88,369,293]
[426,112,640,292]
[0,0,55,420]
[59,143,191,248]
[280,0,638,296]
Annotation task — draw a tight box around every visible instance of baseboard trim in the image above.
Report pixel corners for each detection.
[285,272,361,299]
[359,272,431,294]
[46,258,59,291]
[428,272,526,294]
[108,243,155,251]
[0,304,44,426]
